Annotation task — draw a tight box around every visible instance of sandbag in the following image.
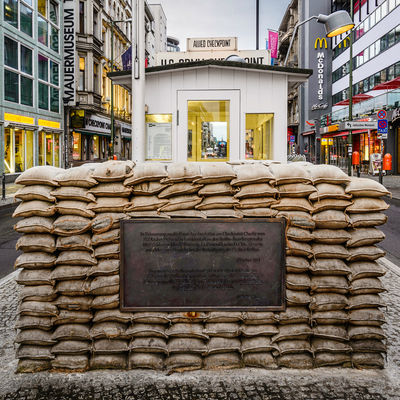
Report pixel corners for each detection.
[243,352,278,368]
[286,256,310,273]
[351,339,386,353]
[53,310,92,324]
[16,166,62,186]
[239,208,277,218]
[158,182,203,198]
[241,337,278,353]
[166,323,208,339]
[275,306,310,325]
[13,200,56,218]
[276,353,313,369]
[311,310,348,325]
[286,273,311,291]
[207,312,244,323]
[348,326,385,340]
[159,195,202,211]
[286,227,313,242]
[198,183,236,197]
[347,246,385,262]
[88,259,119,277]
[272,197,313,212]
[350,277,385,295]
[347,228,385,247]
[286,290,311,306]
[236,197,278,209]
[132,181,169,195]
[93,309,133,323]
[129,337,167,354]
[15,329,56,346]
[286,240,313,258]
[127,211,170,219]
[162,162,201,183]
[91,229,120,247]
[269,164,312,185]
[349,308,385,326]
[124,163,167,185]
[51,186,96,202]
[51,265,90,281]
[234,183,277,199]
[16,234,56,253]
[277,211,315,229]
[88,197,129,213]
[165,353,202,373]
[278,183,317,198]
[313,210,349,229]
[52,324,90,341]
[347,294,386,310]
[346,198,389,213]
[308,164,350,185]
[56,250,96,266]
[19,301,58,317]
[204,323,240,338]
[17,345,54,360]
[352,352,384,369]
[349,212,388,228]
[312,199,352,213]
[90,354,127,369]
[203,353,241,370]
[93,339,129,353]
[15,185,56,202]
[17,359,51,373]
[90,275,119,295]
[53,215,91,236]
[310,259,351,276]
[309,183,352,201]
[55,166,98,188]
[345,178,390,198]
[91,294,119,310]
[54,295,92,311]
[313,325,348,341]
[92,160,134,182]
[94,243,119,259]
[90,322,128,339]
[129,353,164,370]
[16,269,54,286]
[56,234,92,251]
[168,312,208,323]
[16,316,53,331]
[242,312,276,325]
[314,352,351,367]
[349,261,386,280]
[126,323,167,338]
[14,216,54,234]
[241,324,278,337]
[19,285,56,302]
[132,312,169,324]
[310,276,349,294]
[312,243,349,260]
[91,213,126,233]
[55,200,95,218]
[124,196,168,211]
[230,164,273,186]
[56,280,91,296]
[196,196,239,210]
[275,339,312,355]
[312,337,350,354]
[166,210,207,218]
[271,324,312,342]
[207,337,241,354]
[51,354,89,371]
[168,338,207,354]
[193,163,236,184]
[309,293,348,311]
[312,229,351,244]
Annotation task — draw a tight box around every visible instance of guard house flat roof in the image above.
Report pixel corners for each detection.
[108,59,313,92]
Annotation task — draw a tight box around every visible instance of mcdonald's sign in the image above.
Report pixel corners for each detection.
[314,37,327,49]
[338,37,350,48]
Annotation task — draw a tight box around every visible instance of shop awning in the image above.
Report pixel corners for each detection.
[333,94,373,106]
[352,129,369,134]
[302,130,315,136]
[372,76,400,91]
[73,129,111,137]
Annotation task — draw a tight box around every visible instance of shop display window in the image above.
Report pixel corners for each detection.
[73,132,82,160]
[4,129,13,173]
[245,113,273,160]
[26,130,34,169]
[187,101,229,162]
[145,114,172,160]
[93,135,100,159]
[14,129,25,173]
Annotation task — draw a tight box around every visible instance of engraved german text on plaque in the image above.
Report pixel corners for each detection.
[120,219,286,311]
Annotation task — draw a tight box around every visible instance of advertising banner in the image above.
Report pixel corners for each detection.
[268,30,279,59]
[63,0,76,106]
[121,46,132,70]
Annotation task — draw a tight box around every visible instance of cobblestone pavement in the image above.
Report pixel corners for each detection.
[1,261,400,400]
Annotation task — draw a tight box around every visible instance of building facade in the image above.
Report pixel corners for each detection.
[324,0,400,174]
[1,0,64,179]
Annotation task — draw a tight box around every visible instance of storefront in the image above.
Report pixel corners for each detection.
[2,112,62,176]
[301,130,315,163]
[70,111,111,165]
[120,122,132,160]
[109,60,311,163]
[390,107,400,174]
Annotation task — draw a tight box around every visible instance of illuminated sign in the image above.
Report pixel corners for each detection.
[4,113,34,125]
[314,37,327,49]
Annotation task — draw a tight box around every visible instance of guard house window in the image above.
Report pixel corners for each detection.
[4,37,33,106]
[79,57,85,90]
[145,114,172,160]
[38,54,60,112]
[187,101,229,162]
[79,2,85,33]
[245,114,274,160]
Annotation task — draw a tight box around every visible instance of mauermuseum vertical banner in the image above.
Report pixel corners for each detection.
[63,0,76,106]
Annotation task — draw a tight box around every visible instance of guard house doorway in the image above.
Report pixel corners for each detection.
[177,90,240,162]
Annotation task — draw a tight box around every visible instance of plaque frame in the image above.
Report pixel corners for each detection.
[120,218,286,312]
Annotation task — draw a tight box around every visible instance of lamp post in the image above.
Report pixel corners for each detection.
[110,18,132,158]
[284,10,354,67]
[347,0,354,176]
[256,0,259,50]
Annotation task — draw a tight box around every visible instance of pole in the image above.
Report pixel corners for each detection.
[379,138,384,184]
[110,20,114,158]
[347,0,354,176]
[132,0,146,163]
[256,0,259,50]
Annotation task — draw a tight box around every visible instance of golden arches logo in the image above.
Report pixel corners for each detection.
[338,37,350,48]
[314,37,327,49]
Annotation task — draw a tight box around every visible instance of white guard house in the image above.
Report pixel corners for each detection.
[109,60,312,163]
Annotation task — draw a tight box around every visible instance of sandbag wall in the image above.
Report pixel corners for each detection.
[12,161,389,373]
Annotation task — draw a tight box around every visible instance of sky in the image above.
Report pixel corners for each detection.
[153,0,292,51]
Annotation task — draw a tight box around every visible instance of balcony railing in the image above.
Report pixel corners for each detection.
[320,90,400,127]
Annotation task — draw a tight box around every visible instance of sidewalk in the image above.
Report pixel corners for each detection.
[0,183,22,208]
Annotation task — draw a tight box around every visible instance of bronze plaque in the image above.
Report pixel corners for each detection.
[120,219,286,311]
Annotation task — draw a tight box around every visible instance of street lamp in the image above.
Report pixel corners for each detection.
[110,18,132,158]
[283,10,354,66]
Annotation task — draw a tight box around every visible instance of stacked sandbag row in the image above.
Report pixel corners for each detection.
[12,162,389,372]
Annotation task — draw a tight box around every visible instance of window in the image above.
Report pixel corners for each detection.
[38,54,60,112]
[389,0,396,11]
[245,114,273,160]
[73,132,82,160]
[20,4,33,36]
[37,0,59,51]
[389,28,396,47]
[93,8,98,37]
[3,37,33,106]
[4,128,34,173]
[4,0,18,28]
[79,57,85,90]
[79,2,85,33]
[145,114,172,160]
[94,62,99,93]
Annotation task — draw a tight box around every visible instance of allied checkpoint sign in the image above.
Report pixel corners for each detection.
[120,219,286,312]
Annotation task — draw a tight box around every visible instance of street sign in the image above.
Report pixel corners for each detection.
[377,119,388,134]
[382,133,388,139]
[341,121,377,130]
[289,135,295,142]
[377,109,387,119]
